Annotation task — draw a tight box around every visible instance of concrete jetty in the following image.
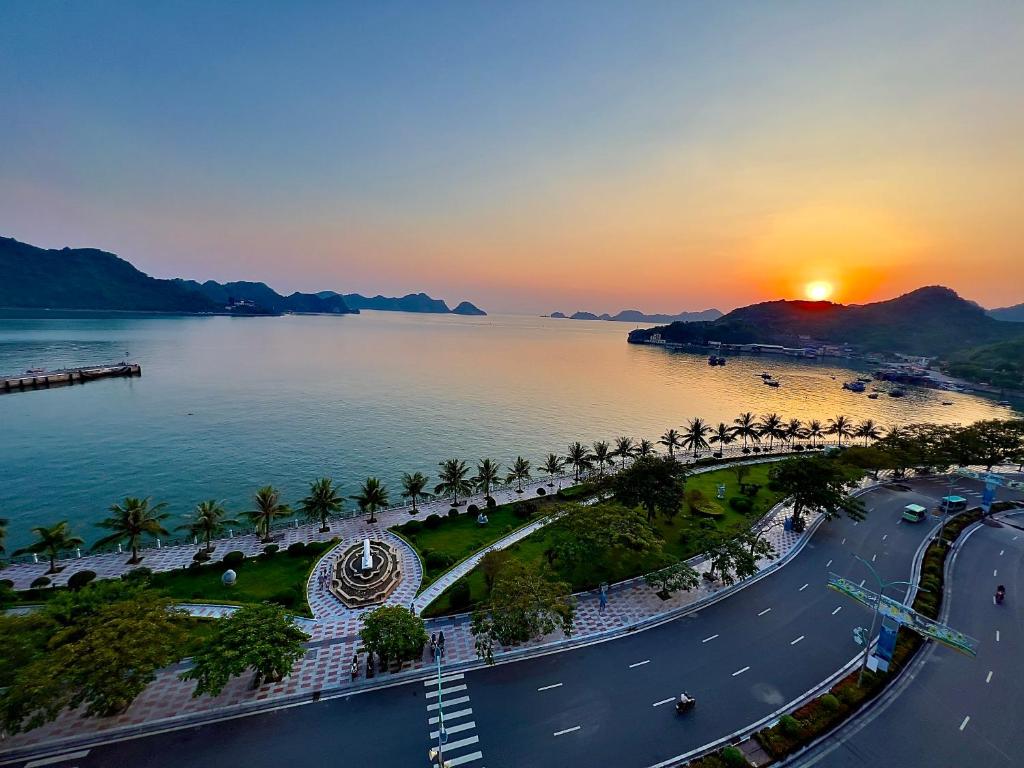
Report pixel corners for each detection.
[1,362,141,393]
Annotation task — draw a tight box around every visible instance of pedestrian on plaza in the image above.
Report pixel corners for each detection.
[430,633,437,657]
[599,582,608,613]
[438,630,446,658]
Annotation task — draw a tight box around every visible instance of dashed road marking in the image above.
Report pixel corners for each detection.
[554,726,581,737]
[993,569,998,577]
[424,673,464,687]
[959,716,970,731]
[842,538,847,545]
[429,708,472,725]
[732,666,750,677]
[986,671,993,683]
[703,634,719,643]
[996,630,1001,642]
[826,559,833,568]
[538,683,563,691]
[431,721,476,739]
[758,608,772,616]
[860,579,866,587]
[799,583,809,592]
[790,635,805,645]
[832,606,842,615]
[999,549,1004,556]
[871,553,877,562]
[882,534,888,541]
[629,659,651,668]
[653,697,675,707]
[427,695,470,712]
[425,684,467,699]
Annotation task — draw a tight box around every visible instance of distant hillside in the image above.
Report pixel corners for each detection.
[629,287,1024,357]
[177,280,354,314]
[0,236,217,312]
[452,301,486,316]
[548,308,722,323]
[945,337,1024,390]
[320,291,486,315]
[988,303,1024,322]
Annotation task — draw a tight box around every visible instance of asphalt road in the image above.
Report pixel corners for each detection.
[791,507,1024,767]
[13,474,1021,768]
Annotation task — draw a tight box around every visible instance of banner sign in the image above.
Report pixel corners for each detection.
[955,468,1024,492]
[869,618,899,673]
[981,482,997,514]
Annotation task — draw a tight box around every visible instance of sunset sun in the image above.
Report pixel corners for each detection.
[805,281,834,301]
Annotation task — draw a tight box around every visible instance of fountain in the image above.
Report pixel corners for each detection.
[329,538,402,608]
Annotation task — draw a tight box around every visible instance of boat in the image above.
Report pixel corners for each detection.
[842,381,866,393]
[764,379,780,387]
[889,387,907,398]
[761,371,773,379]
[867,393,879,399]
[857,376,873,383]
[707,356,727,366]
[997,400,1012,407]
[25,367,46,375]
[942,401,953,406]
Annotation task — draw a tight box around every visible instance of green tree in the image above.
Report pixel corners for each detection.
[352,477,389,523]
[246,486,292,543]
[178,500,237,552]
[359,605,427,668]
[541,453,565,486]
[299,478,343,532]
[15,521,83,574]
[549,503,663,574]
[591,440,613,476]
[506,456,532,493]
[473,458,502,499]
[400,471,432,513]
[732,412,760,450]
[784,418,806,449]
[435,459,473,506]
[636,438,655,458]
[613,436,636,468]
[682,417,712,457]
[565,441,593,481]
[758,413,785,452]
[94,497,170,564]
[181,603,309,697]
[612,455,688,522]
[827,414,854,448]
[807,419,824,448]
[710,422,735,453]
[769,456,866,527]
[645,558,700,598]
[854,419,883,446]
[470,560,575,664]
[701,530,775,585]
[659,428,682,457]
[480,549,511,593]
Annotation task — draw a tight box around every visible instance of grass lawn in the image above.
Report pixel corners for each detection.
[423,464,786,617]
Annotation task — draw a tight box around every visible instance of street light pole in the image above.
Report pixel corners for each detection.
[851,554,914,687]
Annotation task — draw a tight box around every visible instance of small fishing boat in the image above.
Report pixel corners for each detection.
[764,379,780,388]
[889,387,907,398]
[761,371,773,379]
[942,401,953,406]
[843,381,866,393]
[867,393,879,399]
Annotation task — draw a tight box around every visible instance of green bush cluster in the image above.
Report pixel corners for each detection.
[448,579,472,609]
[67,570,97,591]
[222,550,246,567]
[424,514,443,529]
[727,496,753,514]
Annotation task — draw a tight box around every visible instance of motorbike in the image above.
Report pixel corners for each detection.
[996,585,1005,605]
[351,654,359,680]
[675,694,696,714]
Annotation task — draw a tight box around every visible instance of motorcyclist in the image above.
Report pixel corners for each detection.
[676,692,695,712]
[996,585,1006,604]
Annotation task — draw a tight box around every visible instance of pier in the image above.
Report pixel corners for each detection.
[1,362,141,393]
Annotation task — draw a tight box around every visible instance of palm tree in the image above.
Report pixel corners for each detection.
[636,438,655,458]
[566,442,593,482]
[733,412,760,450]
[709,422,735,454]
[784,418,806,450]
[613,436,636,468]
[299,478,344,532]
[15,521,83,574]
[541,453,565,486]
[435,459,474,506]
[827,415,854,447]
[94,497,170,563]
[592,440,613,476]
[473,458,502,500]
[506,456,532,493]
[758,413,785,452]
[807,419,824,448]
[855,419,883,446]
[400,471,433,513]
[659,428,682,457]
[352,477,389,523]
[178,500,237,552]
[681,417,713,457]
[246,486,292,543]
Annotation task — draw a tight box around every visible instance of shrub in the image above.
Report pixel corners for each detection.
[193,550,211,563]
[425,551,454,570]
[188,561,203,570]
[270,589,299,609]
[779,715,802,738]
[820,693,840,713]
[485,496,497,509]
[741,447,751,455]
[404,520,423,535]
[728,496,753,514]
[424,514,443,529]
[467,504,479,515]
[123,567,153,583]
[712,451,723,459]
[448,579,472,609]
[794,444,805,452]
[448,508,459,518]
[752,446,762,453]
[263,544,280,557]
[0,579,14,589]
[721,746,750,767]
[513,503,532,520]
[536,487,546,496]
[222,550,246,567]
[286,542,307,557]
[67,570,97,591]
[30,576,51,589]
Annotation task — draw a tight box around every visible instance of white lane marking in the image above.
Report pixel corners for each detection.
[832,606,842,615]
[653,697,675,707]
[25,753,91,768]
[427,695,469,712]
[1013,536,1019,541]
[732,666,750,677]
[959,715,970,731]
[999,549,1004,556]
[629,659,651,668]
[554,726,581,737]
[441,735,480,752]
[871,553,877,562]
[826,559,833,568]
[428,708,472,725]
[446,751,484,767]
[423,673,464,687]
[799,583,809,592]
[702,634,719,643]
[996,630,1001,642]
[537,683,563,691]
[882,534,888,541]
[993,569,998,577]
[758,608,772,616]
[842,538,847,545]
[860,579,866,587]
[790,635,805,645]
[425,683,466,698]
[986,671,993,683]
[430,721,476,739]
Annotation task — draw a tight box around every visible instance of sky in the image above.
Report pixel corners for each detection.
[2,1,1023,314]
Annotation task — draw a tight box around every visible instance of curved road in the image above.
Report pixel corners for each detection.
[7,475,1020,768]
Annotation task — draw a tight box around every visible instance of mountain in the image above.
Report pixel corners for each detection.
[177,280,354,314]
[945,337,1024,390]
[319,291,486,315]
[988,303,1024,322]
[547,308,723,323]
[629,287,1024,357]
[0,236,217,312]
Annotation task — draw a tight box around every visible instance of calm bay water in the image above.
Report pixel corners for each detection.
[0,311,1016,550]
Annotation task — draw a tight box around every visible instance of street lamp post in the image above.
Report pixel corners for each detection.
[851,554,915,687]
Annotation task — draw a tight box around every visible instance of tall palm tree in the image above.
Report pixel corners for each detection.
[709,422,735,453]
[733,412,760,450]
[784,418,806,449]
[807,419,824,448]
[94,497,170,563]
[299,478,344,532]
[506,456,532,493]
[827,415,854,447]
[15,521,83,574]
[591,440,613,476]
[400,471,432,513]
[636,438,655,458]
[566,442,593,482]
[613,436,636,468]
[758,413,785,451]
[855,419,883,446]
[659,428,682,457]
[352,477,389,523]
[473,458,502,500]
[246,486,292,542]
[541,453,565,486]
[435,459,474,506]
[681,417,713,457]
[178,500,237,552]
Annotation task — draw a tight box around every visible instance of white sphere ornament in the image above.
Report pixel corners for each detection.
[222,569,237,586]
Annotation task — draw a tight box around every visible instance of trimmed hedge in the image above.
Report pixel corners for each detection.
[30,576,51,589]
[67,570,97,591]
[222,550,246,567]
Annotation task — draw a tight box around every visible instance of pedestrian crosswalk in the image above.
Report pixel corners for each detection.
[424,672,484,767]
